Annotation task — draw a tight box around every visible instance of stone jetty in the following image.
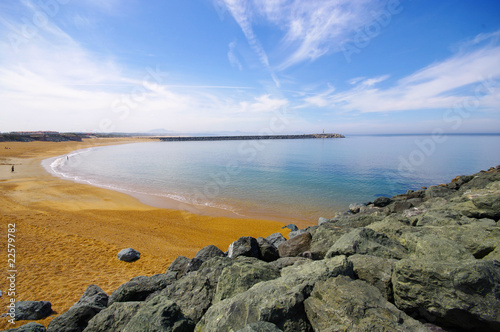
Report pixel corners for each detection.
[158,133,345,142]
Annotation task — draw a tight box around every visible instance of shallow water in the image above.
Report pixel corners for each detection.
[43,135,500,223]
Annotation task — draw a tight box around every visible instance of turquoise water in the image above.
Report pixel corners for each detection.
[43,135,500,222]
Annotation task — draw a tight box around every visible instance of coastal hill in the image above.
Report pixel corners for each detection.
[8,166,500,331]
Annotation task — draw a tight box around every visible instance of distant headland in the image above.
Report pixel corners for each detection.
[157,133,345,142]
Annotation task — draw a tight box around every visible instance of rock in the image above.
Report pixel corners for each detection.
[414,209,472,226]
[393,259,500,330]
[309,223,350,260]
[400,233,475,261]
[117,248,140,262]
[425,185,454,199]
[304,276,427,331]
[348,254,397,301]
[330,212,384,228]
[326,227,408,260]
[122,295,195,332]
[256,237,280,262]
[277,232,312,257]
[281,224,298,232]
[228,237,260,259]
[166,256,190,279]
[83,302,141,332]
[184,258,204,274]
[194,244,225,261]
[214,257,280,303]
[287,229,306,239]
[13,301,52,321]
[47,285,108,332]
[5,322,47,332]
[349,203,365,213]
[317,217,331,226]
[265,233,286,248]
[161,257,234,323]
[195,256,353,332]
[373,196,391,207]
[235,321,283,332]
[389,200,414,214]
[269,257,310,270]
[108,273,176,305]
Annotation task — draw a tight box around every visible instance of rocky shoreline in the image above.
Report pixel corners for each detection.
[6,166,500,331]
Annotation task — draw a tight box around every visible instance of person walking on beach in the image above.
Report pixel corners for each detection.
[11,165,14,172]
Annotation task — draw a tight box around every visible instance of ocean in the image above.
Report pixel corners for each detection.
[43,134,500,223]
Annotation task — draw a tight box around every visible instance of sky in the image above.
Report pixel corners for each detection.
[1,0,500,135]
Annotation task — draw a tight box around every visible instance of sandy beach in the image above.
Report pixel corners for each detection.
[0,138,291,329]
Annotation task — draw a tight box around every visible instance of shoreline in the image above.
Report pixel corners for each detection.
[0,138,291,329]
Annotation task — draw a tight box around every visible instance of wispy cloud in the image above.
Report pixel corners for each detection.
[227,41,243,70]
[301,41,500,114]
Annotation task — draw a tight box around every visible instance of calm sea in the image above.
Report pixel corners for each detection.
[43,135,500,223]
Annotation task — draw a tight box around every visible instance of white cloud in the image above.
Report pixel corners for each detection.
[227,41,243,70]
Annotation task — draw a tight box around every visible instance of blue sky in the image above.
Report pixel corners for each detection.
[1,0,500,134]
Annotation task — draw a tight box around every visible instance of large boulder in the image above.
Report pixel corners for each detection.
[214,257,280,303]
[185,244,225,273]
[47,285,108,332]
[373,196,392,207]
[400,233,475,261]
[304,276,427,331]
[166,256,190,279]
[83,302,141,332]
[326,227,408,260]
[348,254,397,301]
[108,273,176,305]
[228,237,260,259]
[195,256,353,332]
[277,232,311,257]
[122,295,194,332]
[265,233,286,248]
[393,259,500,331]
[117,248,140,262]
[256,237,280,262]
[308,223,350,259]
[13,301,52,321]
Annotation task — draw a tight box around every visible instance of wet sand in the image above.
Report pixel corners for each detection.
[0,138,290,329]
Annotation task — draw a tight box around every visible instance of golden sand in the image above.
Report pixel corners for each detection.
[0,138,294,329]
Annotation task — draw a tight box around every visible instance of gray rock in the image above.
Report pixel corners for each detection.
[117,248,140,262]
[349,203,365,213]
[108,273,176,305]
[425,185,454,199]
[166,256,190,279]
[304,276,427,332]
[184,258,204,274]
[122,295,194,332]
[195,256,353,332]
[161,256,234,323]
[228,237,260,259]
[287,229,306,239]
[393,259,500,330]
[235,321,283,332]
[47,285,108,332]
[5,322,47,332]
[281,224,298,232]
[277,232,312,257]
[309,223,350,260]
[214,257,280,303]
[348,254,397,301]
[373,196,391,207]
[317,217,331,226]
[14,301,52,321]
[330,212,384,228]
[401,233,475,261]
[269,257,310,270]
[326,227,408,260]
[194,244,225,261]
[265,233,286,248]
[83,302,141,332]
[256,237,280,262]
[414,209,472,226]
[389,200,414,214]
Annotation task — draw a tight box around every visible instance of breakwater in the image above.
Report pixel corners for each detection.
[157,133,345,142]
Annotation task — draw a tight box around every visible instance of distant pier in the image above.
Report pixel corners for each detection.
[158,133,345,142]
